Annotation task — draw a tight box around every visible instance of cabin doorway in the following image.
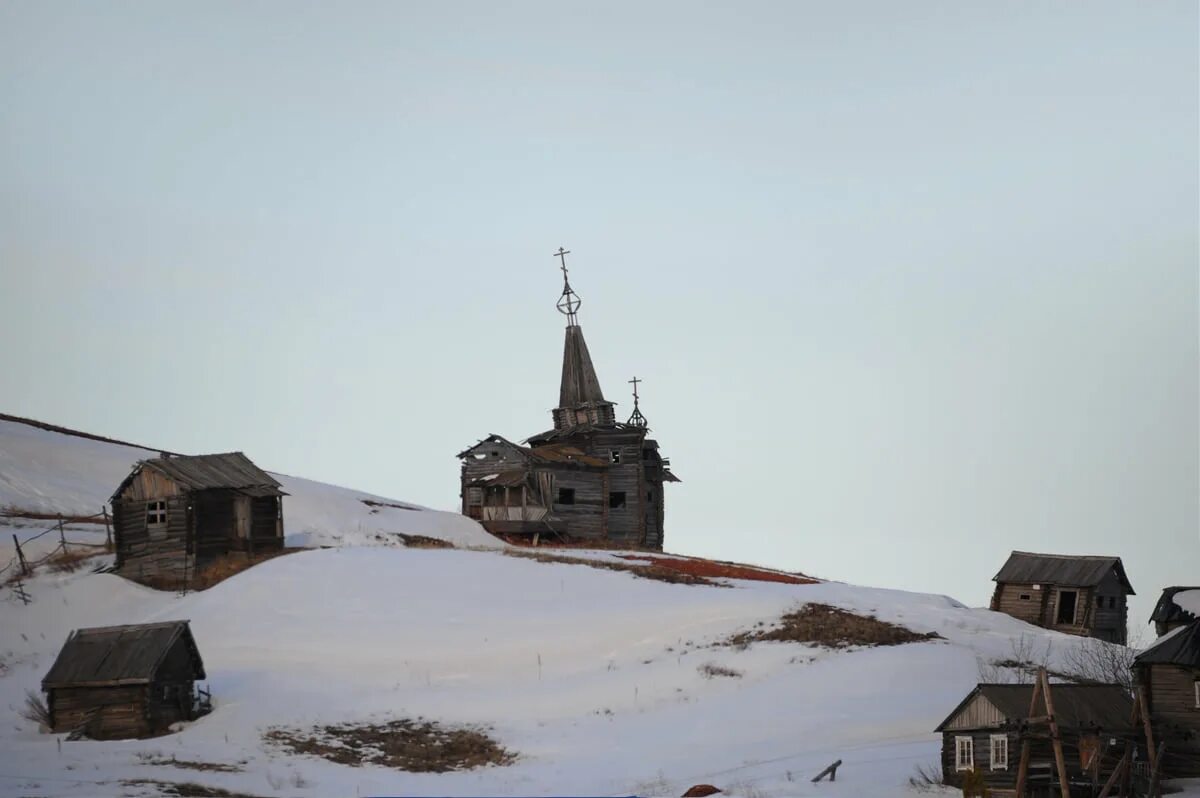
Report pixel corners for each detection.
[1056,590,1077,624]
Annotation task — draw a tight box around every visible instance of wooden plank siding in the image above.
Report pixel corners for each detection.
[49,685,151,739]
[991,580,1126,644]
[1144,663,1200,778]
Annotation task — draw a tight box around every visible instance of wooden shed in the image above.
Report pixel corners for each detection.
[1149,586,1200,637]
[935,682,1136,795]
[110,452,285,583]
[41,620,207,740]
[990,551,1134,644]
[1134,619,1200,779]
[457,252,678,548]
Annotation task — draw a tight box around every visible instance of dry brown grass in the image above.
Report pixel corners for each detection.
[395,532,454,549]
[725,603,943,650]
[136,549,296,592]
[20,690,50,729]
[698,662,743,679]
[264,718,517,772]
[505,550,724,587]
[122,779,266,798]
[135,754,245,773]
[46,546,105,573]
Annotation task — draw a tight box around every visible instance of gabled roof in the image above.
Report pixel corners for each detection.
[456,434,531,460]
[993,551,1134,594]
[111,452,283,501]
[42,620,205,689]
[935,683,1135,732]
[457,435,609,468]
[1135,620,1200,668]
[559,325,611,409]
[1149,586,1200,626]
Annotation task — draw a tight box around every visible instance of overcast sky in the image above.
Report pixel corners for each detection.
[1,2,1196,633]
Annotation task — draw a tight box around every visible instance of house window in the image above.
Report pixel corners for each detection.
[1096,595,1105,609]
[955,736,974,771]
[990,734,1008,771]
[609,491,626,509]
[1056,590,1078,625]
[1019,593,1032,601]
[146,500,167,526]
[610,450,621,464]
[557,488,575,505]
[1108,596,1117,609]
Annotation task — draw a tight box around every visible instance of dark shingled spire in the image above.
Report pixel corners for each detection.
[559,326,606,407]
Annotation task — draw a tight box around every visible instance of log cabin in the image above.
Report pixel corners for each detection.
[110,452,285,583]
[935,683,1135,795]
[990,551,1134,644]
[458,250,678,548]
[1134,619,1200,779]
[1149,587,1200,637]
[41,620,206,740]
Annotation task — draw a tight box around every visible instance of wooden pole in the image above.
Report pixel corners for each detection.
[102,507,112,549]
[58,515,66,552]
[1097,746,1130,798]
[1147,742,1166,798]
[1138,685,1157,772]
[810,759,842,783]
[1038,668,1071,798]
[13,534,28,575]
[1016,674,1046,797]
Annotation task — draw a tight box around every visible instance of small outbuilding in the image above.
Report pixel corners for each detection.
[990,551,1134,644]
[41,620,207,740]
[1149,586,1200,637]
[110,452,285,583]
[1134,619,1200,779]
[935,682,1136,795]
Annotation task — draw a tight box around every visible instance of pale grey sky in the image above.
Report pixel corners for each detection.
[1,2,1196,632]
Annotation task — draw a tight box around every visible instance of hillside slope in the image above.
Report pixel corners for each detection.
[0,415,500,550]
[0,414,1166,798]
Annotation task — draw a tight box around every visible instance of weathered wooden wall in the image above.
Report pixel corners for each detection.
[49,685,151,739]
[1145,663,1200,778]
[113,496,192,582]
[992,581,1124,642]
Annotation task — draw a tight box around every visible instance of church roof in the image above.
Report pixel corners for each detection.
[559,325,611,409]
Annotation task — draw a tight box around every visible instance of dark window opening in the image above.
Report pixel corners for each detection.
[1019,594,1032,601]
[557,488,575,505]
[1108,596,1117,609]
[490,451,499,458]
[647,491,653,502]
[643,448,654,460]
[1096,595,1105,609]
[1056,590,1078,625]
[609,491,626,509]
[610,450,621,464]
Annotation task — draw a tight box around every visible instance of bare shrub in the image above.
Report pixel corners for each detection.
[46,547,101,574]
[978,633,1055,683]
[698,662,743,679]
[20,689,50,730]
[264,717,516,772]
[725,604,942,649]
[908,760,944,791]
[1060,635,1137,693]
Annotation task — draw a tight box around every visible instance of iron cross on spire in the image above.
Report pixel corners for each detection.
[627,376,649,428]
[554,246,582,326]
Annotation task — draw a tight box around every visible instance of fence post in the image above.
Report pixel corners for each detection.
[58,515,67,553]
[102,507,112,549]
[13,534,28,576]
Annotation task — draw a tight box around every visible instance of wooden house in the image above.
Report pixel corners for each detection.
[110,452,285,582]
[935,683,1135,795]
[1134,619,1200,779]
[1149,586,1200,637]
[41,620,206,740]
[458,252,678,548]
[990,551,1134,644]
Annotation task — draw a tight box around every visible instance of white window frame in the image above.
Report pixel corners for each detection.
[990,734,1008,771]
[955,736,974,771]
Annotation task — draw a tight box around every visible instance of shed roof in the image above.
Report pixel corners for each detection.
[935,683,1135,732]
[1149,586,1200,626]
[993,551,1134,593]
[112,452,284,501]
[42,620,205,689]
[1135,620,1200,668]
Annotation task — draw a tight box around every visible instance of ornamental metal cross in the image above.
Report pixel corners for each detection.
[627,376,648,428]
[554,246,581,326]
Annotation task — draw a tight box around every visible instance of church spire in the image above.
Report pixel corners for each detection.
[550,247,615,431]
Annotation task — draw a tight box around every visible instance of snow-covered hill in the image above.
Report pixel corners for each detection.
[0,415,500,550]
[0,415,1160,798]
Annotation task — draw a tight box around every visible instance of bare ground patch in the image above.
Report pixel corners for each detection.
[136,549,297,592]
[122,780,266,798]
[725,603,943,649]
[505,550,724,587]
[136,754,245,773]
[698,662,743,679]
[264,718,516,772]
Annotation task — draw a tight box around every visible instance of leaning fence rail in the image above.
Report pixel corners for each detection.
[2,509,115,603]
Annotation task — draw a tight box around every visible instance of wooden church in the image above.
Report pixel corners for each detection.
[458,249,678,548]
